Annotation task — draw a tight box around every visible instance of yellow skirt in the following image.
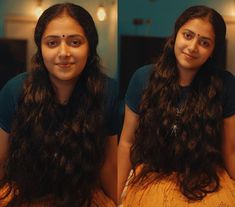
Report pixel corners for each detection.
[122,168,235,207]
[92,189,116,207]
[0,185,115,207]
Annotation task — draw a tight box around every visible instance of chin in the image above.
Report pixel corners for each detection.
[178,60,198,70]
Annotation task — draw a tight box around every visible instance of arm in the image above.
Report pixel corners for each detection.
[117,105,139,204]
[222,114,235,180]
[0,128,9,179]
[100,135,117,203]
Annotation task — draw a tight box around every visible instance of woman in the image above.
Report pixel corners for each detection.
[0,3,117,207]
[118,5,235,206]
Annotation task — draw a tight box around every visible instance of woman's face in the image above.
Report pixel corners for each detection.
[174,18,215,72]
[41,14,89,86]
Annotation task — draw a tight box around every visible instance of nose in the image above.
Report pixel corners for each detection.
[188,39,198,53]
[58,42,71,58]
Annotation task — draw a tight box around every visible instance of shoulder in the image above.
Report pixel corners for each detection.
[102,75,119,136]
[218,70,235,118]
[1,72,28,93]
[131,64,154,85]
[0,72,28,132]
[102,75,119,111]
[127,64,154,95]
[0,72,28,101]
[7,72,28,83]
[218,69,235,82]
[102,75,118,104]
[218,69,235,93]
[125,64,154,114]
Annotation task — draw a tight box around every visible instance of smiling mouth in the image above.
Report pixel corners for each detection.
[56,63,74,68]
[182,52,198,59]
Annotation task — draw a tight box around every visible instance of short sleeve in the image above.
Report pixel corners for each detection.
[0,73,26,133]
[104,78,119,136]
[125,65,153,114]
[222,71,235,118]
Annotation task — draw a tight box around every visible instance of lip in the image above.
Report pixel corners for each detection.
[56,63,74,68]
[182,52,198,59]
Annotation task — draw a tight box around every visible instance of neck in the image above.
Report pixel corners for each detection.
[178,67,199,86]
[50,78,77,105]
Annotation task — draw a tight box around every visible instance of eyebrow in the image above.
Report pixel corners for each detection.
[43,34,85,39]
[183,29,214,42]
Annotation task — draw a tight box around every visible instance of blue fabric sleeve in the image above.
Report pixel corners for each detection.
[0,81,16,133]
[223,71,235,118]
[125,65,153,114]
[0,73,26,133]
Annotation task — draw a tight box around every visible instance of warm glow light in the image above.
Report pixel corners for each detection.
[35,6,43,18]
[232,8,235,16]
[34,0,43,18]
[97,5,107,21]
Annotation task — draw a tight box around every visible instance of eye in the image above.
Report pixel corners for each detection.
[68,39,81,47]
[183,32,193,40]
[46,40,59,48]
[199,39,210,48]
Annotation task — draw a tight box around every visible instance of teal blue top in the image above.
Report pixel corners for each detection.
[0,72,119,135]
[125,64,235,118]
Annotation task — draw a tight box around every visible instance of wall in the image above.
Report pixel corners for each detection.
[1,0,235,77]
[119,0,235,36]
[0,0,117,78]
[118,0,235,75]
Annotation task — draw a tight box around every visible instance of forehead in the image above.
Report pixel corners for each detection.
[179,18,215,39]
[42,14,86,37]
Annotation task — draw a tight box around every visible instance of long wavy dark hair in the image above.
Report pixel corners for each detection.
[130,5,226,201]
[0,3,108,207]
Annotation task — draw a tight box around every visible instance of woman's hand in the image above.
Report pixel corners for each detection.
[117,105,139,204]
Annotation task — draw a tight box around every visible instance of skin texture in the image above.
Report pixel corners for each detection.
[41,14,89,104]
[118,105,139,204]
[41,14,89,84]
[174,18,215,86]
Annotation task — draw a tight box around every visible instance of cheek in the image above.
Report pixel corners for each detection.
[76,47,89,62]
[174,35,182,51]
[175,36,186,51]
[41,47,54,65]
[174,39,182,58]
[41,47,48,63]
[81,50,89,60]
